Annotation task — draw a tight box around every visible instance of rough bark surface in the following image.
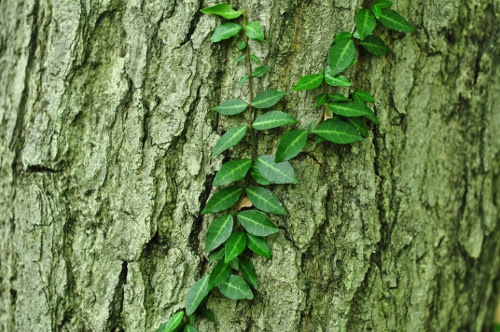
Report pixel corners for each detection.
[0,0,499,331]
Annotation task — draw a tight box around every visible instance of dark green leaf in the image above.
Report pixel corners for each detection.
[209,260,231,290]
[372,1,393,19]
[252,90,287,109]
[328,93,349,102]
[212,125,248,156]
[324,67,352,87]
[315,134,326,143]
[313,119,363,144]
[250,164,272,185]
[352,90,375,104]
[275,129,308,162]
[202,187,243,215]
[218,275,253,300]
[184,325,197,332]
[211,23,243,43]
[225,232,247,263]
[246,233,272,259]
[246,186,287,215]
[293,74,324,91]
[245,21,264,41]
[213,159,252,186]
[157,311,184,332]
[238,75,249,87]
[188,314,195,325]
[252,65,269,77]
[212,98,248,116]
[249,54,260,63]
[200,306,216,322]
[316,94,327,107]
[234,54,246,63]
[379,9,415,32]
[238,41,247,50]
[237,209,279,236]
[185,275,209,315]
[228,258,239,270]
[256,155,298,184]
[347,118,369,137]
[360,35,390,56]
[329,102,380,125]
[201,4,243,19]
[333,31,352,44]
[252,111,297,130]
[206,214,233,252]
[328,39,355,75]
[209,247,225,262]
[239,257,258,289]
[355,9,376,40]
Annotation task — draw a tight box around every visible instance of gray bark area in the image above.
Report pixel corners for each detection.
[0,0,499,331]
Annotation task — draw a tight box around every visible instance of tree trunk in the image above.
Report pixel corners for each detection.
[0,0,498,331]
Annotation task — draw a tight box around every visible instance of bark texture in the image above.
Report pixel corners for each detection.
[0,0,499,331]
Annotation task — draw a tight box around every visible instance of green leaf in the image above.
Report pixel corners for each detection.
[206,214,233,252]
[209,247,225,262]
[379,9,415,33]
[200,4,243,20]
[245,21,265,41]
[315,134,326,143]
[328,93,349,102]
[329,102,380,125]
[238,41,247,50]
[347,118,369,137]
[250,164,272,185]
[228,258,239,270]
[237,209,279,236]
[275,129,308,162]
[157,311,185,332]
[316,94,327,107]
[185,275,209,315]
[211,23,243,43]
[183,325,197,332]
[249,54,260,63]
[218,275,254,300]
[352,90,375,104]
[324,67,352,87]
[234,54,246,63]
[252,111,297,130]
[313,119,363,144]
[360,35,390,56]
[213,159,252,186]
[246,233,272,259]
[246,186,287,215]
[208,260,231,290]
[355,9,376,40]
[200,306,216,322]
[212,98,248,116]
[328,39,355,75]
[252,90,287,109]
[225,232,247,263]
[202,186,243,215]
[252,65,269,77]
[188,314,195,325]
[239,257,258,289]
[333,31,352,44]
[212,125,248,156]
[238,75,249,87]
[256,155,298,184]
[372,1,393,19]
[293,74,324,91]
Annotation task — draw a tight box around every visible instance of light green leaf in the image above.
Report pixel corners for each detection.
[246,233,272,259]
[200,306,216,322]
[185,275,209,315]
[252,90,287,109]
[238,75,249,87]
[202,186,243,215]
[313,119,363,144]
[245,21,265,41]
[316,94,327,107]
[252,65,269,77]
[246,186,287,215]
[218,275,254,300]
[355,9,376,40]
[234,54,246,63]
[328,39,355,75]
[224,232,247,263]
[250,164,272,185]
[206,214,233,252]
[239,257,258,289]
[353,30,361,39]
[208,260,231,290]
[249,54,260,63]
[352,90,375,104]
[329,102,380,125]
[293,74,324,91]
[209,247,225,262]
[212,98,248,116]
[379,9,415,32]
[183,325,197,332]
[211,23,243,43]
[275,129,308,162]
[333,31,352,44]
[238,41,247,50]
[212,125,248,156]
[347,118,369,137]
[157,311,185,332]
[213,159,252,186]
[360,35,390,56]
[252,111,297,130]
[256,155,298,184]
[200,4,243,20]
[237,209,279,236]
[328,93,349,102]
[372,0,393,19]
[324,67,352,87]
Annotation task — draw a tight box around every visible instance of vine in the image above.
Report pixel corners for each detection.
[157,1,413,331]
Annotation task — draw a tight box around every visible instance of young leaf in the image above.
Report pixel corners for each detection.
[184,325,198,332]
[328,39,355,75]
[293,74,324,91]
[157,311,185,332]
[379,9,415,33]
[206,214,234,252]
[256,155,298,184]
[355,9,377,40]
[250,164,272,185]
[237,209,279,236]
[200,306,216,322]
[211,23,243,43]
[234,54,246,63]
[212,98,248,116]
[245,21,265,41]
[252,90,287,109]
[252,65,269,77]
[218,275,254,300]
[313,119,363,144]
[202,186,243,215]
[238,41,247,50]
[372,0,393,19]
[252,111,297,130]
[360,35,390,56]
[212,125,248,156]
[324,67,352,87]
[239,257,258,289]
[329,93,350,102]
[185,275,209,315]
[238,75,249,87]
[316,94,327,107]
[275,129,308,162]
[246,233,272,259]
[209,247,225,262]
[352,90,375,104]
[224,232,247,263]
[347,118,369,137]
[213,159,252,186]
[246,186,287,215]
[329,102,380,125]
[333,31,353,44]
[249,54,261,63]
[200,4,243,20]
[208,260,231,290]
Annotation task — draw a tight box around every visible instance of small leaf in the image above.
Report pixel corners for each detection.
[208,260,231,290]
[228,258,239,270]
[239,257,258,289]
[379,9,415,33]
[307,121,316,134]
[206,214,233,252]
[201,4,243,20]
[328,39,355,75]
[234,54,246,63]
[275,129,308,162]
[293,74,324,91]
[188,314,195,325]
[211,23,243,43]
[185,275,209,315]
[329,93,350,102]
[157,311,185,332]
[250,164,272,185]
[184,325,198,332]
[353,30,360,39]
[200,306,216,322]
[252,90,287,109]
[252,111,297,130]
[347,118,369,137]
[372,0,393,19]
[213,159,252,186]
[202,187,243,215]
[352,90,375,104]
[212,98,248,116]
[209,247,225,262]
[218,275,254,300]
[333,31,352,44]
[237,209,279,236]
[256,155,298,184]
[238,75,249,87]
[252,65,269,77]
[355,9,376,40]
[246,186,287,215]
[245,21,265,41]
[225,232,247,263]
[324,67,352,87]
[246,233,272,259]
[329,102,380,125]
[238,41,247,50]
[313,119,363,144]
[360,35,390,56]
[212,125,248,156]
[316,94,327,107]
[249,54,260,63]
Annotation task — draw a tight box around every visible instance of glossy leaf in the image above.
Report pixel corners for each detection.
[293,74,324,91]
[234,54,246,63]
[238,41,247,50]
[252,65,269,77]
[157,311,184,332]
[252,90,287,109]
[329,102,380,125]
[246,233,272,259]
[212,125,248,156]
[250,164,272,185]
[360,35,390,56]
[333,31,352,44]
[347,118,369,137]
[202,186,243,215]
[218,275,254,300]
[379,9,415,32]
[184,325,198,332]
[249,54,260,63]
[355,9,376,40]
[256,155,298,184]
[316,94,327,107]
[246,186,287,215]
[245,21,265,41]
[224,232,247,263]
[239,257,258,289]
[324,67,352,87]
[200,306,216,322]
[238,75,249,87]
[211,23,243,43]
[213,159,252,186]
[212,98,248,116]
[185,275,209,315]
[237,209,279,236]
[313,119,363,144]
[328,39,355,75]
[205,214,233,252]
[329,93,350,102]
[275,129,308,162]
[209,260,231,290]
[201,4,243,20]
[352,90,375,104]
[252,111,297,130]
[209,247,225,262]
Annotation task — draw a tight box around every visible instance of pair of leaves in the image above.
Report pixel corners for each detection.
[253,111,297,130]
[256,155,297,184]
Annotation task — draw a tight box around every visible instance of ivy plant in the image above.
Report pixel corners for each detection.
[157,2,414,331]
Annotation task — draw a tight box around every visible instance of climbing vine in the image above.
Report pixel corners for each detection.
[157,2,413,331]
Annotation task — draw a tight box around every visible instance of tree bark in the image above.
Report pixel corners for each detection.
[0,0,498,331]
